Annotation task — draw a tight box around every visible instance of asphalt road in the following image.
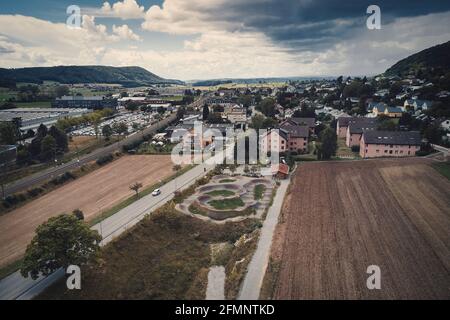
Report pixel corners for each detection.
[3,112,177,197]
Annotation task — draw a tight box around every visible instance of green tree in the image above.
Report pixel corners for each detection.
[72,209,84,220]
[377,116,397,131]
[130,182,143,198]
[40,135,57,161]
[251,114,265,130]
[238,95,253,108]
[48,126,68,152]
[317,127,337,160]
[21,214,101,280]
[202,105,210,120]
[54,85,69,98]
[257,98,276,117]
[112,122,128,139]
[0,122,18,145]
[102,124,113,140]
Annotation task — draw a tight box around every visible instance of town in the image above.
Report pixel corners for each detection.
[0,0,449,307]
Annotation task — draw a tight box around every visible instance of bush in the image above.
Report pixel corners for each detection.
[3,193,27,207]
[50,172,75,185]
[416,150,432,157]
[122,140,142,152]
[27,187,44,198]
[96,153,113,166]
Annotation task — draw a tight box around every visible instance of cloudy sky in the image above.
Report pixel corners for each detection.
[0,0,449,80]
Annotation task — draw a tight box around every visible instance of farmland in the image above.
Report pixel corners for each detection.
[265,158,450,300]
[0,155,175,268]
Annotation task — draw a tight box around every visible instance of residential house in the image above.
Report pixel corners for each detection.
[372,105,403,118]
[346,118,378,147]
[336,116,352,138]
[224,105,247,125]
[359,131,421,158]
[260,120,309,155]
[289,117,316,134]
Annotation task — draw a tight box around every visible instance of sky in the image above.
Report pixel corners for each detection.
[0,0,450,80]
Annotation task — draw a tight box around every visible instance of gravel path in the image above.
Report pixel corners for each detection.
[238,178,290,300]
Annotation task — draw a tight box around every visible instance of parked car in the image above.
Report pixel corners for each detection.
[151,189,161,196]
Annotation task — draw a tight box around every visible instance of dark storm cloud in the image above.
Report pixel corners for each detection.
[213,0,450,50]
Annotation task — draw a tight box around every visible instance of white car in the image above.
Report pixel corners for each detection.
[151,189,161,196]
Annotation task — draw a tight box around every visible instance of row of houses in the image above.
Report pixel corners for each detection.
[337,116,422,158]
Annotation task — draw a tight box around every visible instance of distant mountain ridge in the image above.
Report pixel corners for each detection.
[0,65,184,87]
[385,40,450,76]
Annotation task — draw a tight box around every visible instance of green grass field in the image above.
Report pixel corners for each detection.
[254,184,266,200]
[206,190,235,197]
[208,197,245,210]
[432,162,450,180]
[15,101,52,108]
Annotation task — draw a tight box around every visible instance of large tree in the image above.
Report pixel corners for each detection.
[48,126,68,152]
[257,98,276,117]
[21,214,101,280]
[102,124,113,140]
[202,105,210,121]
[0,122,18,145]
[317,127,337,160]
[40,135,57,161]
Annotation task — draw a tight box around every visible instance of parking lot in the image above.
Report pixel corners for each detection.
[71,110,170,136]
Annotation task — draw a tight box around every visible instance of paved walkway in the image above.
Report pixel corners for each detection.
[205,266,225,300]
[238,178,290,300]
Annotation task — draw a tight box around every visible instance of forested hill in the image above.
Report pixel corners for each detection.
[385,40,450,77]
[0,66,184,87]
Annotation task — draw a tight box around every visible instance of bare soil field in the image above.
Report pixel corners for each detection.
[270,158,450,299]
[0,155,175,268]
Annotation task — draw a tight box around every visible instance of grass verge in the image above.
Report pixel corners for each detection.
[0,259,23,280]
[431,162,450,180]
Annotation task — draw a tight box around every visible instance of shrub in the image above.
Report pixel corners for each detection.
[3,193,27,207]
[122,140,141,152]
[96,153,113,166]
[50,172,75,185]
[27,187,44,198]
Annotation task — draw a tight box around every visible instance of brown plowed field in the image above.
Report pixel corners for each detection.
[272,158,450,299]
[0,155,175,268]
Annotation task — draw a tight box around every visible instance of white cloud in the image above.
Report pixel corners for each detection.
[81,15,118,42]
[112,24,141,41]
[142,0,233,34]
[101,0,145,19]
[0,7,449,80]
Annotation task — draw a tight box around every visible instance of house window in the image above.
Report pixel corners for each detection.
[384,150,388,153]
[376,150,379,153]
[389,150,393,154]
